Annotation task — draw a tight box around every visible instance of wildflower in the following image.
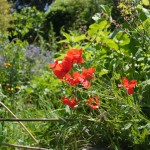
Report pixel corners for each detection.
[62,97,79,108]
[49,57,72,79]
[118,77,137,94]
[65,72,91,88]
[65,73,80,86]
[5,63,12,67]
[49,60,58,69]
[8,88,14,91]
[81,80,90,88]
[66,48,84,64]
[15,86,20,90]
[82,68,96,79]
[87,97,100,110]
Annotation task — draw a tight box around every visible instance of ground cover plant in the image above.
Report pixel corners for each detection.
[0,0,150,150]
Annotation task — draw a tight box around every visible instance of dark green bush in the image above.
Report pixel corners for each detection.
[45,0,107,36]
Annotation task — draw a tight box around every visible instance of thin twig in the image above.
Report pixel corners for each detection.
[0,101,38,143]
[0,142,49,150]
[0,118,63,122]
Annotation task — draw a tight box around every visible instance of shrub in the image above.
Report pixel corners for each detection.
[12,6,45,42]
[0,0,13,32]
[45,0,107,36]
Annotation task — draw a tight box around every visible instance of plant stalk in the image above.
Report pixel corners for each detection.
[0,101,38,143]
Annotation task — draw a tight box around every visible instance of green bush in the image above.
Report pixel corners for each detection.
[12,6,45,42]
[0,0,13,32]
[45,0,107,36]
[0,1,150,150]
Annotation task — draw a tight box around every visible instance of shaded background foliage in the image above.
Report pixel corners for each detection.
[0,0,13,32]
[0,0,150,150]
[9,0,54,11]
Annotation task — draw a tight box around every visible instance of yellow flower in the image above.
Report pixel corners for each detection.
[15,86,20,90]
[5,63,12,67]
[8,88,14,91]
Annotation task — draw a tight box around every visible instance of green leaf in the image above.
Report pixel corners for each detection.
[142,7,150,18]
[88,20,109,35]
[58,39,69,43]
[142,0,150,6]
[108,28,120,39]
[143,18,150,35]
[92,13,101,22]
[103,39,119,51]
[61,31,72,41]
[74,35,86,43]
[99,69,109,76]
[122,123,132,130]
[114,31,130,46]
[99,5,112,16]
[65,105,71,114]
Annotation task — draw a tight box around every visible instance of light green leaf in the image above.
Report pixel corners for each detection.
[142,0,149,6]
[61,31,72,41]
[114,31,130,46]
[103,39,119,51]
[143,18,150,35]
[88,20,109,35]
[99,69,109,76]
[65,105,71,114]
[58,39,69,43]
[92,13,101,22]
[142,7,150,18]
[122,123,132,130]
[74,35,86,43]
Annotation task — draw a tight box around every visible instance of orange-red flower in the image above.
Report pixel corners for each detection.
[66,48,84,64]
[62,97,79,108]
[49,57,72,79]
[65,72,91,88]
[49,60,58,69]
[82,68,96,79]
[118,77,137,95]
[65,73,80,86]
[87,97,100,110]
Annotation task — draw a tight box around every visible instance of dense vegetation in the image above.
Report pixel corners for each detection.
[0,0,150,149]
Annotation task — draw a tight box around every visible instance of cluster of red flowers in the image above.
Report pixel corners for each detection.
[50,48,137,110]
[49,48,84,79]
[118,77,137,95]
[65,68,95,88]
[50,48,95,88]
[49,48,100,109]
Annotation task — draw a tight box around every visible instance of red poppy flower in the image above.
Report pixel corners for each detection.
[65,72,91,88]
[82,68,96,79]
[61,57,72,73]
[62,97,79,108]
[65,73,80,86]
[49,60,58,69]
[87,97,100,110]
[118,77,137,95]
[73,72,91,88]
[67,48,84,64]
[65,72,83,86]
[49,57,72,79]
[81,80,91,88]
[53,69,68,79]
